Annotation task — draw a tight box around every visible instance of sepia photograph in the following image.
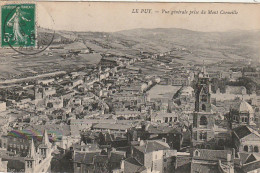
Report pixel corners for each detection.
[0,1,260,173]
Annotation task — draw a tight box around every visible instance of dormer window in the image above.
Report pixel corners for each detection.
[194,150,200,157]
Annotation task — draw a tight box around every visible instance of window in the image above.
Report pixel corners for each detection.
[200,116,207,126]
[249,146,253,152]
[77,163,81,168]
[194,150,200,157]
[193,132,197,140]
[202,104,206,111]
[165,117,168,123]
[254,146,259,153]
[201,95,207,102]
[244,145,248,152]
[199,132,207,140]
[154,163,157,170]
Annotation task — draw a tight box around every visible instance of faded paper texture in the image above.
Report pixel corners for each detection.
[0,2,260,173]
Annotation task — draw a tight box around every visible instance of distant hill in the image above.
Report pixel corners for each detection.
[112,28,260,63]
[65,28,260,64]
[0,27,259,79]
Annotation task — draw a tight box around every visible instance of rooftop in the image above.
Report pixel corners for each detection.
[93,123,132,131]
[134,140,170,153]
[123,157,146,173]
[192,149,233,162]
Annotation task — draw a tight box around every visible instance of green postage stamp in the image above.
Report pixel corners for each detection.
[1,4,35,47]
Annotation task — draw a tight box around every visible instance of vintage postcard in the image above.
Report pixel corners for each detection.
[0,1,260,173]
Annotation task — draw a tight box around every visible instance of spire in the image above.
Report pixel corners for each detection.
[28,139,36,158]
[202,60,207,74]
[42,130,51,146]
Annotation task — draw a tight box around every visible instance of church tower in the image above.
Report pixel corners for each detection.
[25,139,36,173]
[39,130,51,159]
[192,65,216,149]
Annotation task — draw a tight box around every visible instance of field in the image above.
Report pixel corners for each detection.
[0,27,259,80]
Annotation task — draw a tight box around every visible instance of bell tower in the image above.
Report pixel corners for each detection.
[39,130,51,159]
[25,139,36,173]
[194,71,211,112]
[192,65,216,149]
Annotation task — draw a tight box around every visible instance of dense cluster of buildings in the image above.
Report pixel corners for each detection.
[0,46,259,173]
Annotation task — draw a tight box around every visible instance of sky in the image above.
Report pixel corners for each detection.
[4,2,260,32]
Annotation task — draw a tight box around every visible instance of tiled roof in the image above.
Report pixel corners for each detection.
[134,140,170,153]
[233,126,252,139]
[84,152,100,164]
[230,100,254,114]
[25,124,71,136]
[123,158,146,173]
[74,152,85,163]
[93,123,131,131]
[238,152,251,164]
[110,152,125,163]
[242,160,260,173]
[191,163,219,173]
[147,125,182,134]
[192,149,233,162]
[94,155,108,163]
[74,151,100,164]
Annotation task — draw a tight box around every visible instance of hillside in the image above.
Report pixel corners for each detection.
[0,27,259,79]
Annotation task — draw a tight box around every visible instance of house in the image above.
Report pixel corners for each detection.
[236,153,260,173]
[229,100,256,128]
[146,125,183,150]
[45,96,63,109]
[72,145,125,173]
[114,110,141,120]
[232,126,260,153]
[119,157,146,173]
[151,112,178,124]
[92,123,131,138]
[37,78,55,85]
[73,150,102,173]
[191,149,235,173]
[128,140,176,173]
[99,57,119,69]
[109,148,126,171]
[0,158,8,172]
[226,86,247,95]
[0,101,7,112]
[70,118,116,131]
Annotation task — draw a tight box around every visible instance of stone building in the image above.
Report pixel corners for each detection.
[192,68,217,148]
[25,130,55,173]
[229,100,256,128]
[232,126,260,153]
